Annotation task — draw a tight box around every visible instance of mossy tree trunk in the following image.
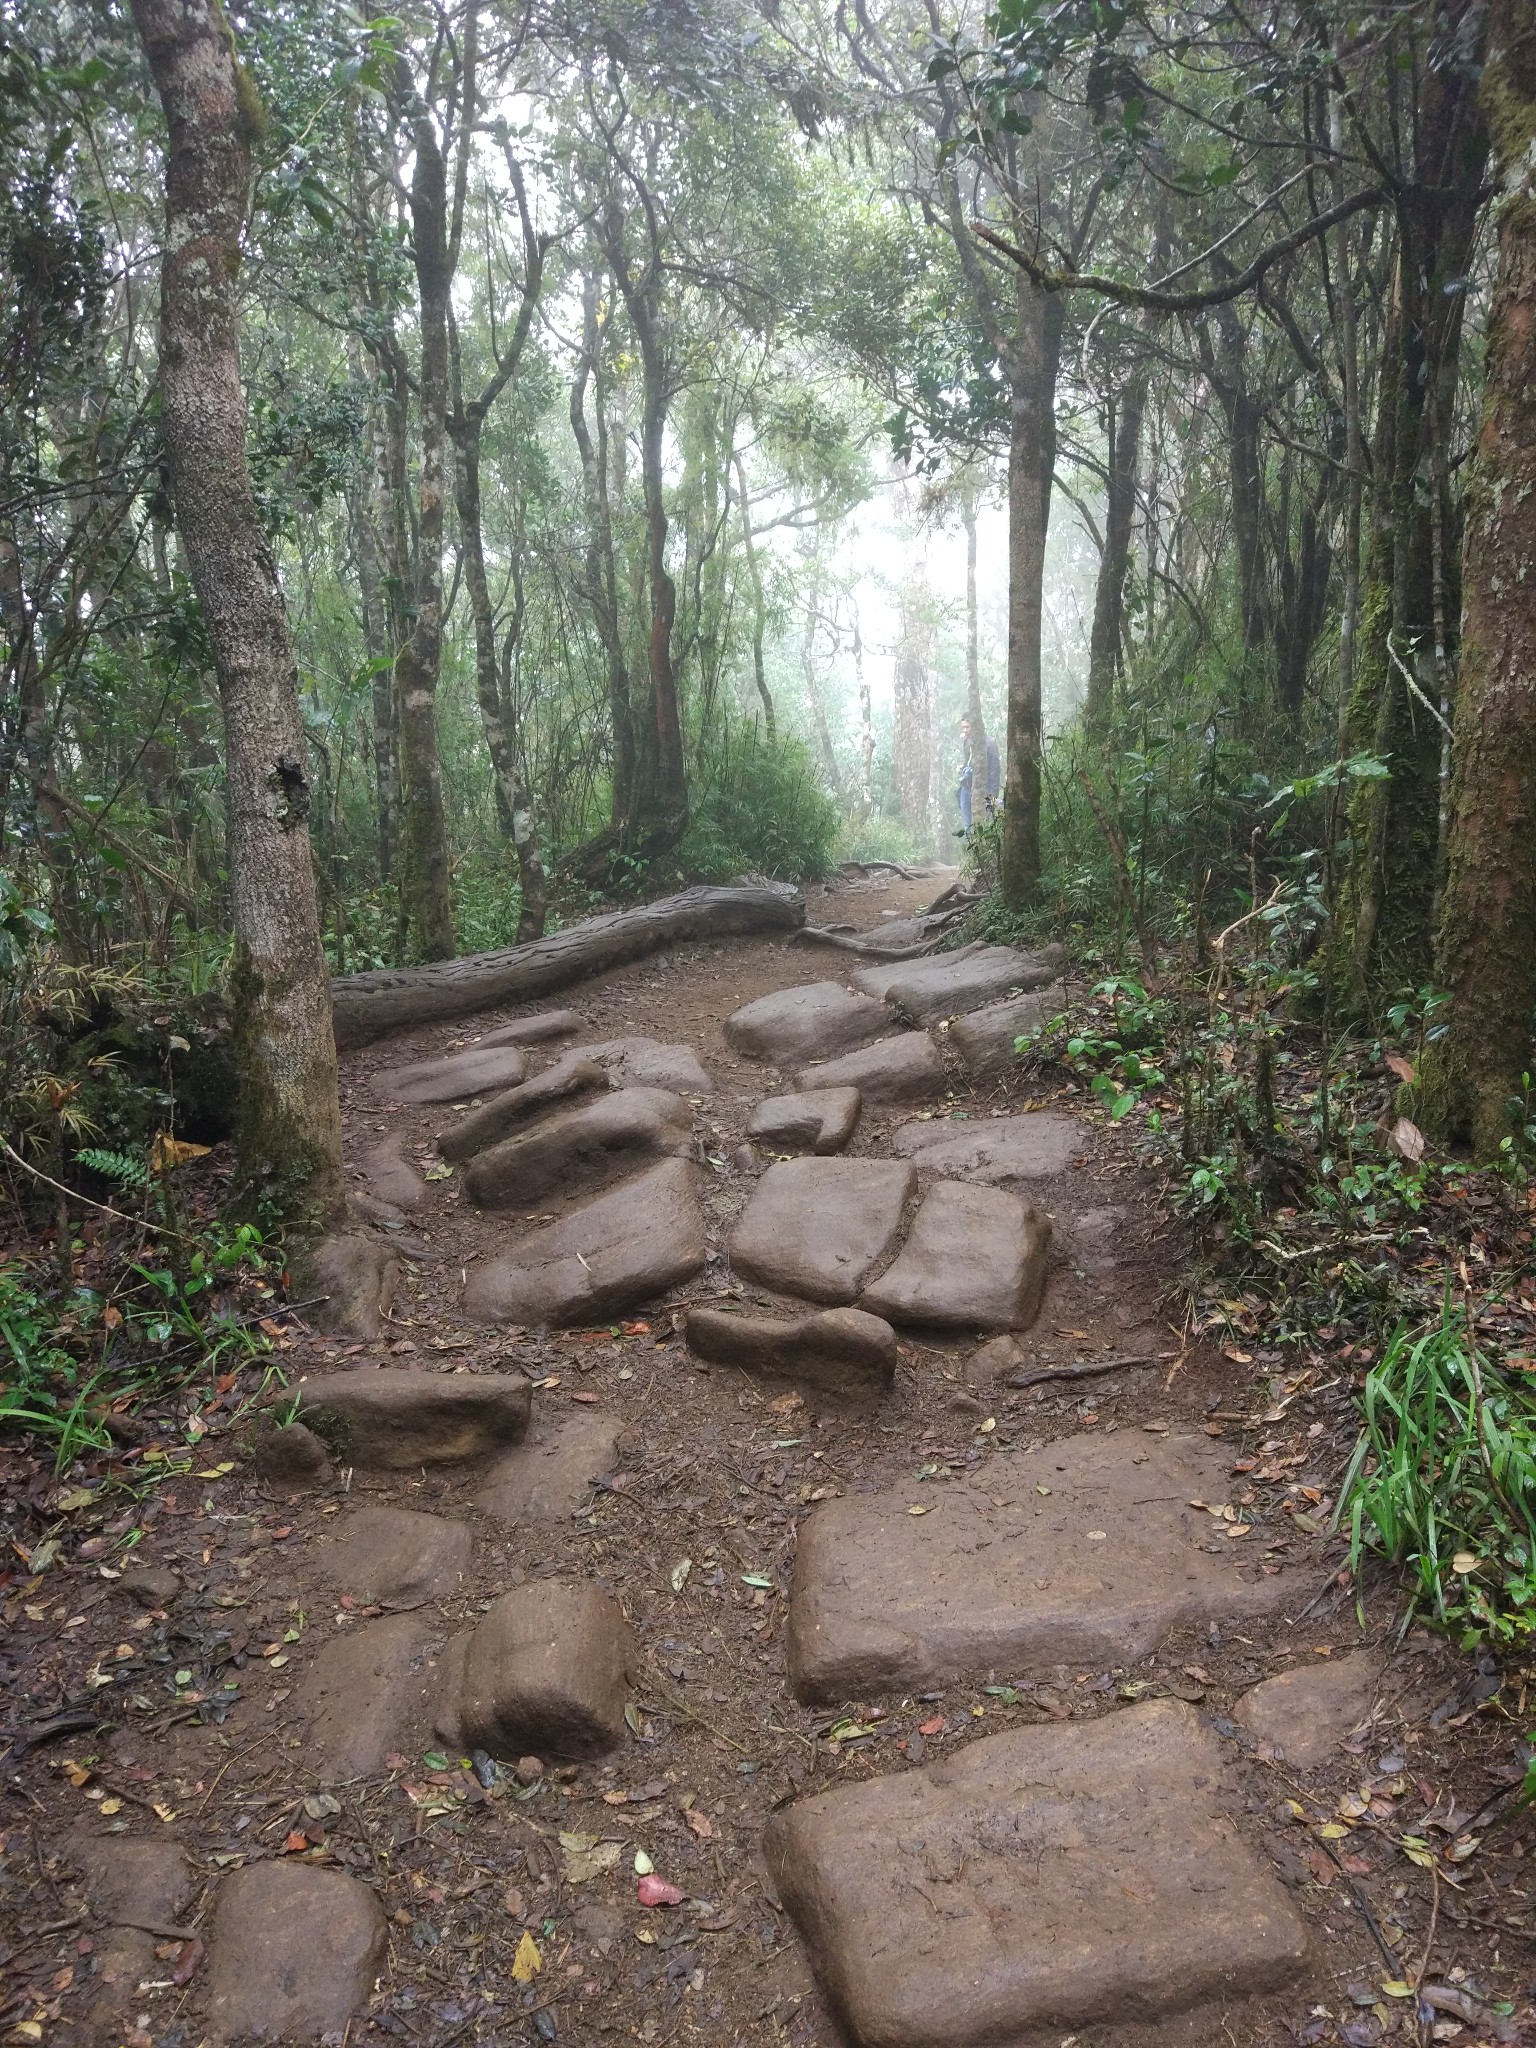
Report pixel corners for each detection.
[1418,0,1536,1158]
[130,0,341,1220]
[1336,2,1488,1003]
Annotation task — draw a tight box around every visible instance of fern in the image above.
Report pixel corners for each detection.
[75,1146,150,1190]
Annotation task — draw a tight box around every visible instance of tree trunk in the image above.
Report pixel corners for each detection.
[1339,0,1489,997]
[961,484,989,778]
[732,451,776,738]
[1209,298,1268,656]
[1000,271,1063,910]
[129,0,340,1217]
[348,396,395,886]
[800,555,842,797]
[893,567,933,850]
[1083,382,1146,734]
[854,609,875,819]
[1418,1,1536,1158]
[393,73,456,962]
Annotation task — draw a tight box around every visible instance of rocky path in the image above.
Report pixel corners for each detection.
[5,872,1526,2048]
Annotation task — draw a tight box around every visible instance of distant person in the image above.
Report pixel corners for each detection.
[957,718,975,834]
[958,717,1001,834]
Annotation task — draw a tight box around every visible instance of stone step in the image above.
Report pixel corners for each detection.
[763,1699,1307,2048]
[204,1862,387,2041]
[859,1181,1050,1331]
[730,1157,915,1305]
[577,1034,714,1096]
[371,1042,529,1104]
[462,1157,706,1326]
[293,1369,531,1469]
[317,1503,472,1605]
[947,985,1060,1082]
[685,1304,896,1401]
[476,1007,582,1047]
[724,980,890,1064]
[890,1108,1079,1180]
[436,1580,634,1763]
[786,1431,1307,1704]
[355,1133,425,1209]
[745,1084,861,1154]
[477,1411,624,1522]
[69,1834,192,2018]
[463,1085,695,1210]
[298,1232,398,1340]
[436,1054,607,1165]
[291,1610,441,1780]
[854,941,1065,1025]
[1232,1649,1384,1767]
[794,1030,947,1105]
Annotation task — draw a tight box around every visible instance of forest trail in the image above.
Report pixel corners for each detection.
[8,875,1494,2048]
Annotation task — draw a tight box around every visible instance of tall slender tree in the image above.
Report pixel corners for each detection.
[129,0,341,1215]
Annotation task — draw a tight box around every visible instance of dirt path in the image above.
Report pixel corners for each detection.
[3,872,1528,2048]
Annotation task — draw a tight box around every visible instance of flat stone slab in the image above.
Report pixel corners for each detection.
[298,1232,399,1341]
[787,1432,1305,1703]
[764,1700,1308,2048]
[252,1418,334,1492]
[891,1109,1079,1180]
[318,1504,472,1605]
[295,1370,531,1469]
[71,1833,191,2004]
[463,1086,694,1210]
[949,987,1060,1083]
[437,1580,633,1762]
[725,981,889,1064]
[372,1042,528,1104]
[1233,1651,1384,1767]
[477,1412,623,1522]
[579,1035,714,1096]
[794,1031,947,1106]
[731,1157,915,1306]
[746,1086,861,1154]
[205,1862,387,2040]
[462,1158,706,1327]
[356,1134,425,1210]
[437,1055,608,1166]
[859,1182,1050,1332]
[477,1008,581,1048]
[855,942,1066,1025]
[292,1612,440,1779]
[686,1305,896,1401]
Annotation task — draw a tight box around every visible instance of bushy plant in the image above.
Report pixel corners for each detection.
[672,724,840,883]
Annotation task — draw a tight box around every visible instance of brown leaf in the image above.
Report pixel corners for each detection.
[1389,1116,1425,1163]
[684,1807,714,1839]
[1385,1052,1416,1083]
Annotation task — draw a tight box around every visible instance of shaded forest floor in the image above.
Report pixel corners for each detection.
[1,870,1533,2048]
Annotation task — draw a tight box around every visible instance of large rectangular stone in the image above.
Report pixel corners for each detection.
[764,1700,1307,2048]
[730,1157,915,1305]
[787,1432,1305,1704]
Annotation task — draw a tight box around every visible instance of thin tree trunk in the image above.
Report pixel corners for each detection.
[854,609,874,819]
[1000,271,1063,910]
[1084,382,1146,733]
[961,484,989,775]
[800,555,841,798]
[893,565,933,850]
[732,450,776,738]
[392,64,456,961]
[129,0,340,1216]
[1419,0,1536,1157]
[349,386,395,885]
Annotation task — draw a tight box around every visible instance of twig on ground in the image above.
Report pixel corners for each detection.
[1005,1351,1174,1390]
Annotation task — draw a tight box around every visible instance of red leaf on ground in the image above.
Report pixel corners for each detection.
[636,1875,685,1907]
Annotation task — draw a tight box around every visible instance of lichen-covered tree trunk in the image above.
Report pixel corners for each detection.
[1338,0,1488,1000]
[961,486,990,783]
[1000,272,1063,910]
[1083,379,1145,734]
[1418,0,1536,1158]
[130,0,340,1217]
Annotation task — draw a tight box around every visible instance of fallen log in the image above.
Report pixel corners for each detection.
[331,883,804,1050]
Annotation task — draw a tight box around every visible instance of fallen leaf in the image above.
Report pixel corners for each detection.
[98,1798,122,1816]
[172,1936,204,1986]
[633,1849,654,1875]
[151,1132,211,1172]
[1389,1117,1425,1163]
[684,1808,714,1839]
[283,1831,310,1853]
[907,1504,931,1516]
[1385,1052,1416,1083]
[511,1930,542,1982]
[636,1874,685,1908]
[502,1884,526,1918]
[570,1391,601,1405]
[670,1558,692,1593]
[55,1488,98,1513]
[917,1715,945,1737]
[560,1831,622,1883]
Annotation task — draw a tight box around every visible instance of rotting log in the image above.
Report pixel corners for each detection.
[331,883,804,1050]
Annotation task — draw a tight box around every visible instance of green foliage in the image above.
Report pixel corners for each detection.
[74,1146,150,1189]
[671,724,840,883]
[1339,1304,1536,1651]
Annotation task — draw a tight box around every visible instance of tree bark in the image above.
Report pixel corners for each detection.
[893,565,934,850]
[331,883,804,1047]
[129,0,340,1216]
[1000,270,1063,909]
[1339,0,1489,997]
[732,450,776,738]
[961,484,989,778]
[1418,0,1536,1158]
[1083,379,1145,734]
[392,62,456,962]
